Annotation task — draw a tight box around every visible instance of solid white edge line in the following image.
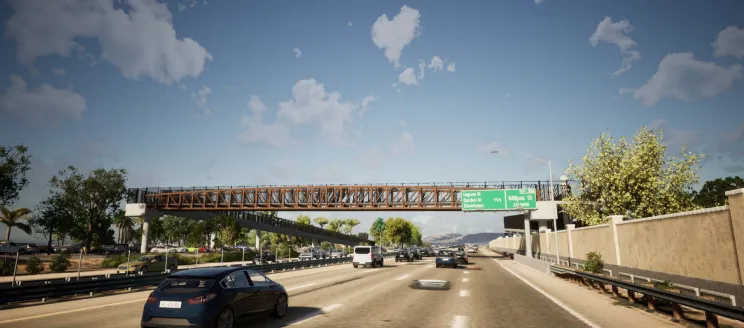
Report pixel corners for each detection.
[0,298,145,324]
[451,314,468,328]
[286,303,343,326]
[495,260,602,328]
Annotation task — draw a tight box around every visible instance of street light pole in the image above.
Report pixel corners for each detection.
[492,149,561,263]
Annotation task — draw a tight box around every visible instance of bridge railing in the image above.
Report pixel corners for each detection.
[126,180,575,204]
[221,211,367,243]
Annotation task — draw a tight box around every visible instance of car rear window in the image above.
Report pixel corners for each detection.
[158,278,215,294]
[354,247,371,254]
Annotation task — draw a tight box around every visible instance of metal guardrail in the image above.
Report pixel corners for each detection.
[0,257,359,305]
[550,265,744,326]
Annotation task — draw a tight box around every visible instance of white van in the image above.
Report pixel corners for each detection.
[352,246,383,268]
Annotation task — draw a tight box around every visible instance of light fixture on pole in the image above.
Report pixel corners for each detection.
[491,149,560,263]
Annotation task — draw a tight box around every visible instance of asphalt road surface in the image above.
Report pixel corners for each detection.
[0,252,589,328]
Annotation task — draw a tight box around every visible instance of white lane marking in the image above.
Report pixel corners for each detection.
[427,265,434,268]
[395,274,411,281]
[286,283,317,291]
[463,271,469,274]
[0,298,144,324]
[462,277,469,282]
[363,269,375,273]
[287,303,343,326]
[459,290,470,297]
[495,260,601,328]
[451,315,469,328]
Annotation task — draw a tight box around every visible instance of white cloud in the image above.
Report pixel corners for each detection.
[371,5,422,68]
[390,132,415,155]
[0,75,86,123]
[589,17,641,77]
[238,110,292,149]
[293,48,302,58]
[713,26,744,59]
[52,68,66,76]
[277,79,366,147]
[5,0,213,85]
[347,22,353,27]
[191,85,212,115]
[398,67,418,85]
[418,60,426,80]
[358,148,382,170]
[360,95,377,116]
[248,95,268,114]
[647,119,703,151]
[633,52,743,106]
[428,56,444,71]
[446,62,456,72]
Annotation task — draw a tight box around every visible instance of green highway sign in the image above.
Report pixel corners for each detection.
[460,188,537,211]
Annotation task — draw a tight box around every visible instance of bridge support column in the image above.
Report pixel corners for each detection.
[140,216,152,254]
[523,211,533,258]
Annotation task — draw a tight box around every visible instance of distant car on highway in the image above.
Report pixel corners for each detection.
[467,247,477,254]
[435,251,457,268]
[395,250,415,262]
[141,267,288,328]
[352,245,383,268]
[117,255,178,274]
[253,252,276,264]
[455,251,469,265]
[187,247,211,253]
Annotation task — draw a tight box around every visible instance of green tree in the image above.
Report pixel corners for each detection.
[410,224,423,246]
[385,217,412,247]
[328,218,343,232]
[30,193,75,253]
[358,232,369,241]
[562,127,703,225]
[1,205,32,241]
[214,215,242,248]
[692,176,744,208]
[342,219,360,234]
[294,214,313,246]
[370,217,386,244]
[313,217,329,229]
[49,166,128,251]
[0,144,31,206]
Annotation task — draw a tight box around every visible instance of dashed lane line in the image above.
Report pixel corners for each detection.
[459,290,470,297]
[462,277,469,282]
[451,315,469,328]
[395,274,411,281]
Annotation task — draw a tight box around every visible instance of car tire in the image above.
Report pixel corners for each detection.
[452,264,457,269]
[380,259,384,267]
[168,264,176,271]
[353,263,358,268]
[140,266,148,274]
[272,294,288,318]
[436,264,440,268]
[214,308,234,328]
[371,261,377,268]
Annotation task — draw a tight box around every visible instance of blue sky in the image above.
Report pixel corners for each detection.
[1,0,743,243]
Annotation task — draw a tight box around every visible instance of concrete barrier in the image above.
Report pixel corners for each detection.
[514,253,550,275]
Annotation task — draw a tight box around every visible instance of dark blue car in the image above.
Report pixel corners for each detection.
[141,267,288,328]
[435,251,457,268]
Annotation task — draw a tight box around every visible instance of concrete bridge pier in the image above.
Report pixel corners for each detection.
[125,203,218,254]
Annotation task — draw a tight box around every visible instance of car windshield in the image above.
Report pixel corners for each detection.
[135,256,151,262]
[158,278,215,294]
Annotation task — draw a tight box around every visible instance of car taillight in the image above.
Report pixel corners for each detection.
[188,293,217,305]
[146,294,157,304]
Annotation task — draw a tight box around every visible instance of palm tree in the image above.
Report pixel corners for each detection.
[0,206,32,241]
[113,212,135,244]
[370,217,386,245]
[328,219,343,232]
[313,217,328,229]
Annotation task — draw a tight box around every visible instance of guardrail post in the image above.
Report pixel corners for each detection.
[611,285,619,297]
[627,290,637,303]
[11,250,19,286]
[671,303,684,320]
[566,224,575,263]
[76,249,84,280]
[647,295,657,311]
[705,312,720,328]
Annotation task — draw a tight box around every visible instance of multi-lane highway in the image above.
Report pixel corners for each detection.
[0,251,589,328]
[0,250,682,328]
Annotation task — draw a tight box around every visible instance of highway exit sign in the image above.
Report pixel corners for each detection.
[461,189,537,211]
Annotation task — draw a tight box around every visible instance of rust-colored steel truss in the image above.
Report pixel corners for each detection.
[136,184,552,211]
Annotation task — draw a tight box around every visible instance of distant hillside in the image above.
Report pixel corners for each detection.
[423,232,505,245]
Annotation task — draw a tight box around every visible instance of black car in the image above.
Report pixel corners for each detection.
[455,251,469,264]
[141,267,288,328]
[396,250,414,262]
[253,252,276,264]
